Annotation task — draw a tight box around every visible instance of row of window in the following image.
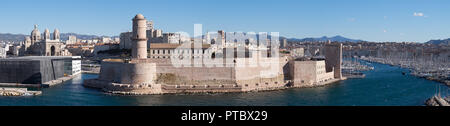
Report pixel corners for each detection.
[244,81,279,87]
[150,49,209,55]
[150,56,210,59]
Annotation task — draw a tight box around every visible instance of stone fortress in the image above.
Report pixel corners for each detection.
[84,14,344,95]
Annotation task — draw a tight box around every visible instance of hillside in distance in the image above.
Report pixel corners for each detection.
[426,38,450,45]
[286,35,366,42]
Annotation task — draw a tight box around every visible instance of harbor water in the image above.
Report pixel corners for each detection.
[0,62,448,106]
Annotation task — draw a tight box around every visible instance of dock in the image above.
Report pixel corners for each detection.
[42,74,80,87]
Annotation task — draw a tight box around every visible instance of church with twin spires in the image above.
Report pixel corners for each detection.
[20,25,71,56]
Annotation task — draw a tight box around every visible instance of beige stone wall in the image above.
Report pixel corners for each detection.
[290,60,335,87]
[120,62,156,84]
[93,56,292,94]
[155,64,235,81]
[315,61,335,83]
[239,74,287,92]
[98,61,124,83]
[290,60,317,87]
[234,56,288,80]
[99,61,156,85]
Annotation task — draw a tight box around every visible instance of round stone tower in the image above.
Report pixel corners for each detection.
[131,14,148,59]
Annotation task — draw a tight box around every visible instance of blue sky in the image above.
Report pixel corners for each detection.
[0,0,449,42]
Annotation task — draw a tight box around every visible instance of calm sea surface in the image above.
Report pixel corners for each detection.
[0,62,448,106]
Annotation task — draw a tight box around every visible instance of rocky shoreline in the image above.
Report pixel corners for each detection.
[0,87,42,96]
[425,95,450,106]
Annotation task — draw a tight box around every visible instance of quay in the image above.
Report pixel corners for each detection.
[42,74,80,87]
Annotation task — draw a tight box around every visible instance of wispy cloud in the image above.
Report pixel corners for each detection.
[413,12,425,17]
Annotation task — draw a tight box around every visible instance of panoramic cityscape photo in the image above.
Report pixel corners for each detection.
[0,0,449,108]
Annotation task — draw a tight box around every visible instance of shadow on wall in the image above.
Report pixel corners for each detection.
[283,63,291,81]
[22,72,42,84]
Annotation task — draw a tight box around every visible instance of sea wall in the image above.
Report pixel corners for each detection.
[289,60,335,87]
[99,60,156,84]
[120,62,156,84]
[85,57,293,94]
[98,61,123,83]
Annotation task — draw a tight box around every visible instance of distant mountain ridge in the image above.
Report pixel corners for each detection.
[286,35,365,42]
[200,33,364,43]
[426,38,450,45]
[0,33,117,43]
[0,33,27,43]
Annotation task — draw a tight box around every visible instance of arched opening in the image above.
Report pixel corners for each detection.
[50,46,55,56]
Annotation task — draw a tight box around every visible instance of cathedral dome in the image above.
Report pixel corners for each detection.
[31,25,40,37]
[134,14,145,19]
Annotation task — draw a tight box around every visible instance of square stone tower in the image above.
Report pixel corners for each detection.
[324,42,342,79]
